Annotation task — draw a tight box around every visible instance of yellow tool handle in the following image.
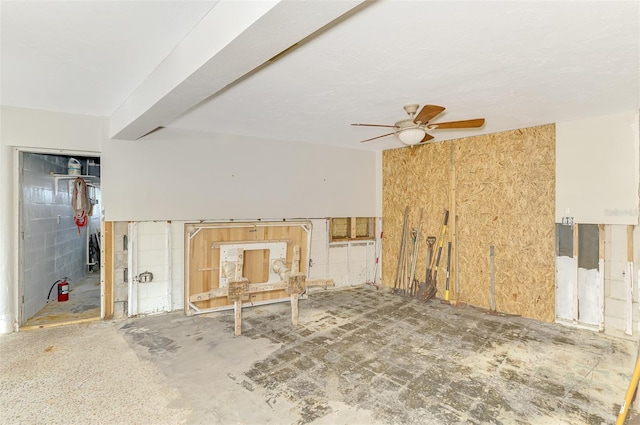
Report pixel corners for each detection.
[617,355,640,424]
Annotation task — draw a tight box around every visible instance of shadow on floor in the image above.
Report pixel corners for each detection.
[23,273,101,328]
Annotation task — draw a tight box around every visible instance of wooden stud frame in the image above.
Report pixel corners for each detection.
[598,224,605,332]
[329,217,376,242]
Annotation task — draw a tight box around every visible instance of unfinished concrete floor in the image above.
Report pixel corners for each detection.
[1,286,638,424]
[22,272,101,329]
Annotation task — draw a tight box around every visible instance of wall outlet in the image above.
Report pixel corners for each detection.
[561,216,574,226]
[138,271,153,283]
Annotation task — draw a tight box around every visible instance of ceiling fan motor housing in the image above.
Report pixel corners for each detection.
[394,118,419,131]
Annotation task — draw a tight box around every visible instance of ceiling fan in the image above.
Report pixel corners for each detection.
[351,104,485,146]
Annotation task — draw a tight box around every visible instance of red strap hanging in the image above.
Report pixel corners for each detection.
[74,211,88,234]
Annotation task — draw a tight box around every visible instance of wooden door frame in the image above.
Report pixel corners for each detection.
[13,147,110,328]
[101,221,114,319]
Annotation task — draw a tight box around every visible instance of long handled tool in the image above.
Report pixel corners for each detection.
[394,207,409,293]
[441,241,452,302]
[417,210,449,301]
[470,244,520,317]
[617,350,640,424]
[430,210,449,287]
[408,209,423,297]
[417,236,436,301]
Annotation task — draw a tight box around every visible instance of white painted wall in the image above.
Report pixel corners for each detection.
[0,142,13,333]
[1,106,105,152]
[375,151,383,217]
[102,127,377,221]
[556,111,640,225]
[0,107,104,332]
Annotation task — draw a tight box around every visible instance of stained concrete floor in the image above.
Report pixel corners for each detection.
[1,286,638,424]
[22,272,101,329]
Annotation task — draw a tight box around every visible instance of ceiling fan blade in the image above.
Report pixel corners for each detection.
[351,123,397,128]
[428,118,485,130]
[419,133,435,143]
[414,105,445,124]
[359,132,395,143]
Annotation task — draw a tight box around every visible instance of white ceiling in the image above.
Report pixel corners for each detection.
[2,1,638,151]
[0,0,218,116]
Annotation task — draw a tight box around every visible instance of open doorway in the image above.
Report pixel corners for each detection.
[17,151,102,328]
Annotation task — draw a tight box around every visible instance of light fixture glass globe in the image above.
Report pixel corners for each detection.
[397,128,425,145]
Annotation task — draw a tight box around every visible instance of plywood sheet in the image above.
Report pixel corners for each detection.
[382,142,451,291]
[383,125,555,321]
[185,221,310,314]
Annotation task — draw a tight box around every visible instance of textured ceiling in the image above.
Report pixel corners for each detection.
[1,1,638,151]
[0,0,217,116]
[167,1,640,150]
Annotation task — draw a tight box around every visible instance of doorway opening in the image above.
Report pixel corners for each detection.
[17,150,103,329]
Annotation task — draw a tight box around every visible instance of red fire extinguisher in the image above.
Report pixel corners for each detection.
[47,277,69,303]
[58,279,69,302]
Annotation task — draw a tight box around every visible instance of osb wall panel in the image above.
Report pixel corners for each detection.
[382,142,451,291]
[455,126,555,321]
[382,125,556,322]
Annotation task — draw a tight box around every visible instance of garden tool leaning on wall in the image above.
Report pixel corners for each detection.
[417,210,448,302]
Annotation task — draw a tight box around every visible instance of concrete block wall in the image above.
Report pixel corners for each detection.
[135,222,172,314]
[170,222,185,311]
[130,221,186,315]
[21,153,87,321]
[112,221,128,319]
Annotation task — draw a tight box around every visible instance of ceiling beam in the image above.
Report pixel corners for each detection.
[110,0,366,140]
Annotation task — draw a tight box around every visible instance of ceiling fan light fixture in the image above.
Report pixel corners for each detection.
[397,127,425,145]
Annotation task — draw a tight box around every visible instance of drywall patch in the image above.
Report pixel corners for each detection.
[555,256,575,321]
[578,267,599,325]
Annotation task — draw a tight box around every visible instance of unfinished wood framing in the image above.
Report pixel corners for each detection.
[599,224,605,331]
[572,223,580,323]
[184,221,312,316]
[626,225,635,335]
[102,221,114,320]
[382,125,556,321]
[449,146,457,301]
